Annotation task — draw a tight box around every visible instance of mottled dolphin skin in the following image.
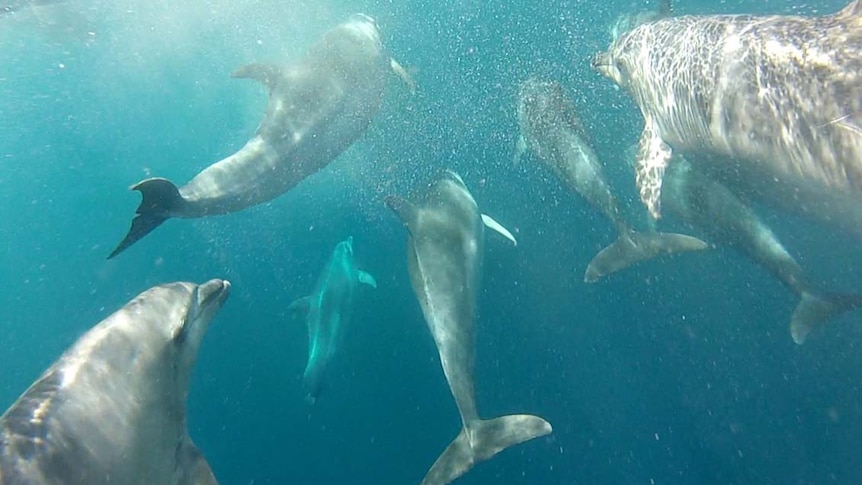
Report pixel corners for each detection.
[649,149,862,344]
[516,78,707,282]
[386,171,551,485]
[290,236,377,403]
[109,13,413,258]
[0,279,231,484]
[593,1,862,229]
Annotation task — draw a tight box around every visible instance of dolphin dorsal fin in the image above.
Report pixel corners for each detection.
[837,0,862,17]
[231,63,283,91]
[358,271,377,288]
[481,214,518,246]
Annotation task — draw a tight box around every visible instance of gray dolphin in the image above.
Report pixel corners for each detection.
[290,236,377,403]
[0,279,230,484]
[109,13,413,258]
[516,78,707,282]
[632,146,862,344]
[386,171,551,485]
[593,1,862,232]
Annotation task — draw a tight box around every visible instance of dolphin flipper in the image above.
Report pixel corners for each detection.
[358,271,377,288]
[636,117,673,219]
[231,63,283,91]
[176,439,218,485]
[108,178,184,259]
[481,214,517,246]
[390,58,416,93]
[421,415,552,485]
[584,230,709,282]
[513,135,527,167]
[790,291,862,344]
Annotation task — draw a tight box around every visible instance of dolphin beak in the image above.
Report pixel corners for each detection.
[198,279,231,308]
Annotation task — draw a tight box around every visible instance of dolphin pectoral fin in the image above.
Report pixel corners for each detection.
[390,58,417,94]
[385,194,419,229]
[481,214,518,246]
[289,296,313,316]
[513,135,527,167]
[636,119,672,219]
[790,291,862,344]
[421,415,552,485]
[108,178,184,259]
[230,63,283,91]
[176,439,218,485]
[358,271,377,288]
[584,230,709,283]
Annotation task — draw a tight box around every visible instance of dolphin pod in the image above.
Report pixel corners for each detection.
[108,14,413,259]
[0,279,230,484]
[387,171,552,485]
[593,1,862,241]
[516,77,708,282]
[290,236,377,403]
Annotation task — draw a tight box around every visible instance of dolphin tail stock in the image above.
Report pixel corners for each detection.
[790,291,862,345]
[584,229,709,283]
[421,414,552,485]
[108,178,184,259]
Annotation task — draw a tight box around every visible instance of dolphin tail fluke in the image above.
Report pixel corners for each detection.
[790,292,862,345]
[584,230,709,283]
[108,178,184,259]
[421,415,552,485]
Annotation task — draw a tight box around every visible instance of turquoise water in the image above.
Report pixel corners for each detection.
[2,0,862,483]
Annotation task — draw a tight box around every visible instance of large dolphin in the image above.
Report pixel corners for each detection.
[289,236,377,403]
[0,279,231,484]
[633,146,862,344]
[109,13,413,258]
[593,1,862,236]
[516,78,707,282]
[386,171,551,485]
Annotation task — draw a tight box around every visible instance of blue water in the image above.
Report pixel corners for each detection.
[2,0,862,483]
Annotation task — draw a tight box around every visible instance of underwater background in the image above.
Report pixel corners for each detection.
[2,0,862,483]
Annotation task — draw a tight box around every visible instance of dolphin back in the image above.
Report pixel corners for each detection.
[421,414,552,485]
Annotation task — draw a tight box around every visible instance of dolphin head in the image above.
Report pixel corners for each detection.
[333,236,355,260]
[345,13,382,47]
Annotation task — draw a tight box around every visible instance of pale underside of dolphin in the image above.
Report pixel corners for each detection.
[656,152,862,344]
[386,170,551,485]
[289,236,376,403]
[0,279,230,484]
[515,77,707,282]
[108,14,414,259]
[593,1,862,232]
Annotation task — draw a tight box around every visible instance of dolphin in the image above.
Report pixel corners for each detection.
[386,170,551,485]
[0,279,231,484]
[289,236,377,403]
[593,1,862,234]
[631,146,862,344]
[108,13,413,259]
[515,78,707,282]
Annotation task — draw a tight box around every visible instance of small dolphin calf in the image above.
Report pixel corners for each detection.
[387,171,551,485]
[652,151,862,344]
[593,1,862,226]
[516,78,707,282]
[290,236,376,403]
[0,279,230,484]
[109,13,413,258]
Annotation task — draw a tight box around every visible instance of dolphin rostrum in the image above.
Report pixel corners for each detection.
[516,78,707,282]
[386,170,551,485]
[290,236,377,403]
[0,279,231,484]
[593,1,862,232]
[109,13,413,258]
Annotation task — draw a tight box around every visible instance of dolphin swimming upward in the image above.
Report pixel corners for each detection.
[0,279,231,484]
[109,13,413,258]
[516,78,707,282]
[387,170,551,485]
[593,2,862,237]
[634,147,862,344]
[290,236,377,403]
